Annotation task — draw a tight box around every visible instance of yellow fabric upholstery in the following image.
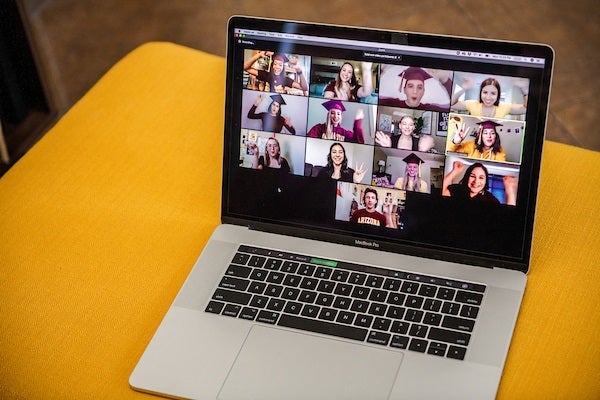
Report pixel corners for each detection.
[0,42,598,399]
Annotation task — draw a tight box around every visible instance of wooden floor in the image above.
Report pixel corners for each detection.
[5,0,599,175]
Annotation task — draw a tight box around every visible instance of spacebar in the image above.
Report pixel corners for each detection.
[278,314,368,342]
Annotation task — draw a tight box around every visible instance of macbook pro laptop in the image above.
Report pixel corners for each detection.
[130,16,553,399]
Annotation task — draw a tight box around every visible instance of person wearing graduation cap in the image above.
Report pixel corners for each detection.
[379,66,452,112]
[448,118,506,161]
[247,93,296,134]
[393,153,429,193]
[307,99,365,143]
[244,51,308,94]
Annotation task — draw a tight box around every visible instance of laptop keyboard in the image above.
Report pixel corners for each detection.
[205,245,486,361]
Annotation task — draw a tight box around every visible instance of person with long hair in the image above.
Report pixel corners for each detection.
[247,137,290,173]
[442,160,517,205]
[307,100,364,143]
[393,153,429,193]
[323,62,373,102]
[247,93,296,134]
[317,142,366,183]
[451,77,527,118]
[448,118,507,161]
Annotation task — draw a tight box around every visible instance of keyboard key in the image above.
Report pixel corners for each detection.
[423,298,442,312]
[264,258,282,270]
[219,276,250,291]
[299,277,319,290]
[401,281,419,294]
[249,295,268,308]
[428,327,471,346]
[455,290,483,305]
[225,264,252,278]
[212,288,251,305]
[405,295,424,309]
[441,302,460,315]
[222,304,241,317]
[441,316,475,332]
[348,272,366,285]
[365,275,384,288]
[334,283,353,296]
[239,307,258,320]
[282,274,301,287]
[267,298,286,312]
[256,310,279,324]
[427,342,447,357]
[314,267,332,279]
[447,345,467,360]
[386,306,405,320]
[460,305,480,319]
[248,281,267,294]
[316,280,336,293]
[333,296,352,310]
[368,302,388,316]
[350,299,369,313]
[390,335,409,349]
[248,255,266,268]
[331,270,349,282]
[265,284,284,298]
[436,288,456,300]
[404,309,424,322]
[315,293,334,307]
[281,287,300,300]
[418,284,437,297]
[281,261,299,273]
[318,307,337,321]
[298,264,315,276]
[409,324,428,338]
[351,286,370,299]
[336,311,356,324]
[249,269,267,281]
[383,278,402,291]
[284,301,302,315]
[355,314,373,328]
[299,290,318,303]
[387,292,406,306]
[390,320,409,334]
[423,312,442,326]
[205,300,225,314]
[231,252,250,265]
[367,331,391,346]
[372,317,392,331]
[266,271,285,284]
[301,304,321,318]
[369,289,388,302]
[278,314,367,341]
[408,338,428,353]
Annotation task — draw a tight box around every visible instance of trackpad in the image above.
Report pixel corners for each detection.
[218,325,403,400]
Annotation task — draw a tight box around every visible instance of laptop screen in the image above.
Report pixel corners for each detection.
[222,17,553,272]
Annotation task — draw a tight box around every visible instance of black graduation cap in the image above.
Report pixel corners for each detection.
[270,94,286,105]
[403,153,425,165]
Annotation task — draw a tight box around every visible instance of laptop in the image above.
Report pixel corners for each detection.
[130,16,553,399]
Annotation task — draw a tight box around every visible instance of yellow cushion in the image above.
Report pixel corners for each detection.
[0,42,598,399]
